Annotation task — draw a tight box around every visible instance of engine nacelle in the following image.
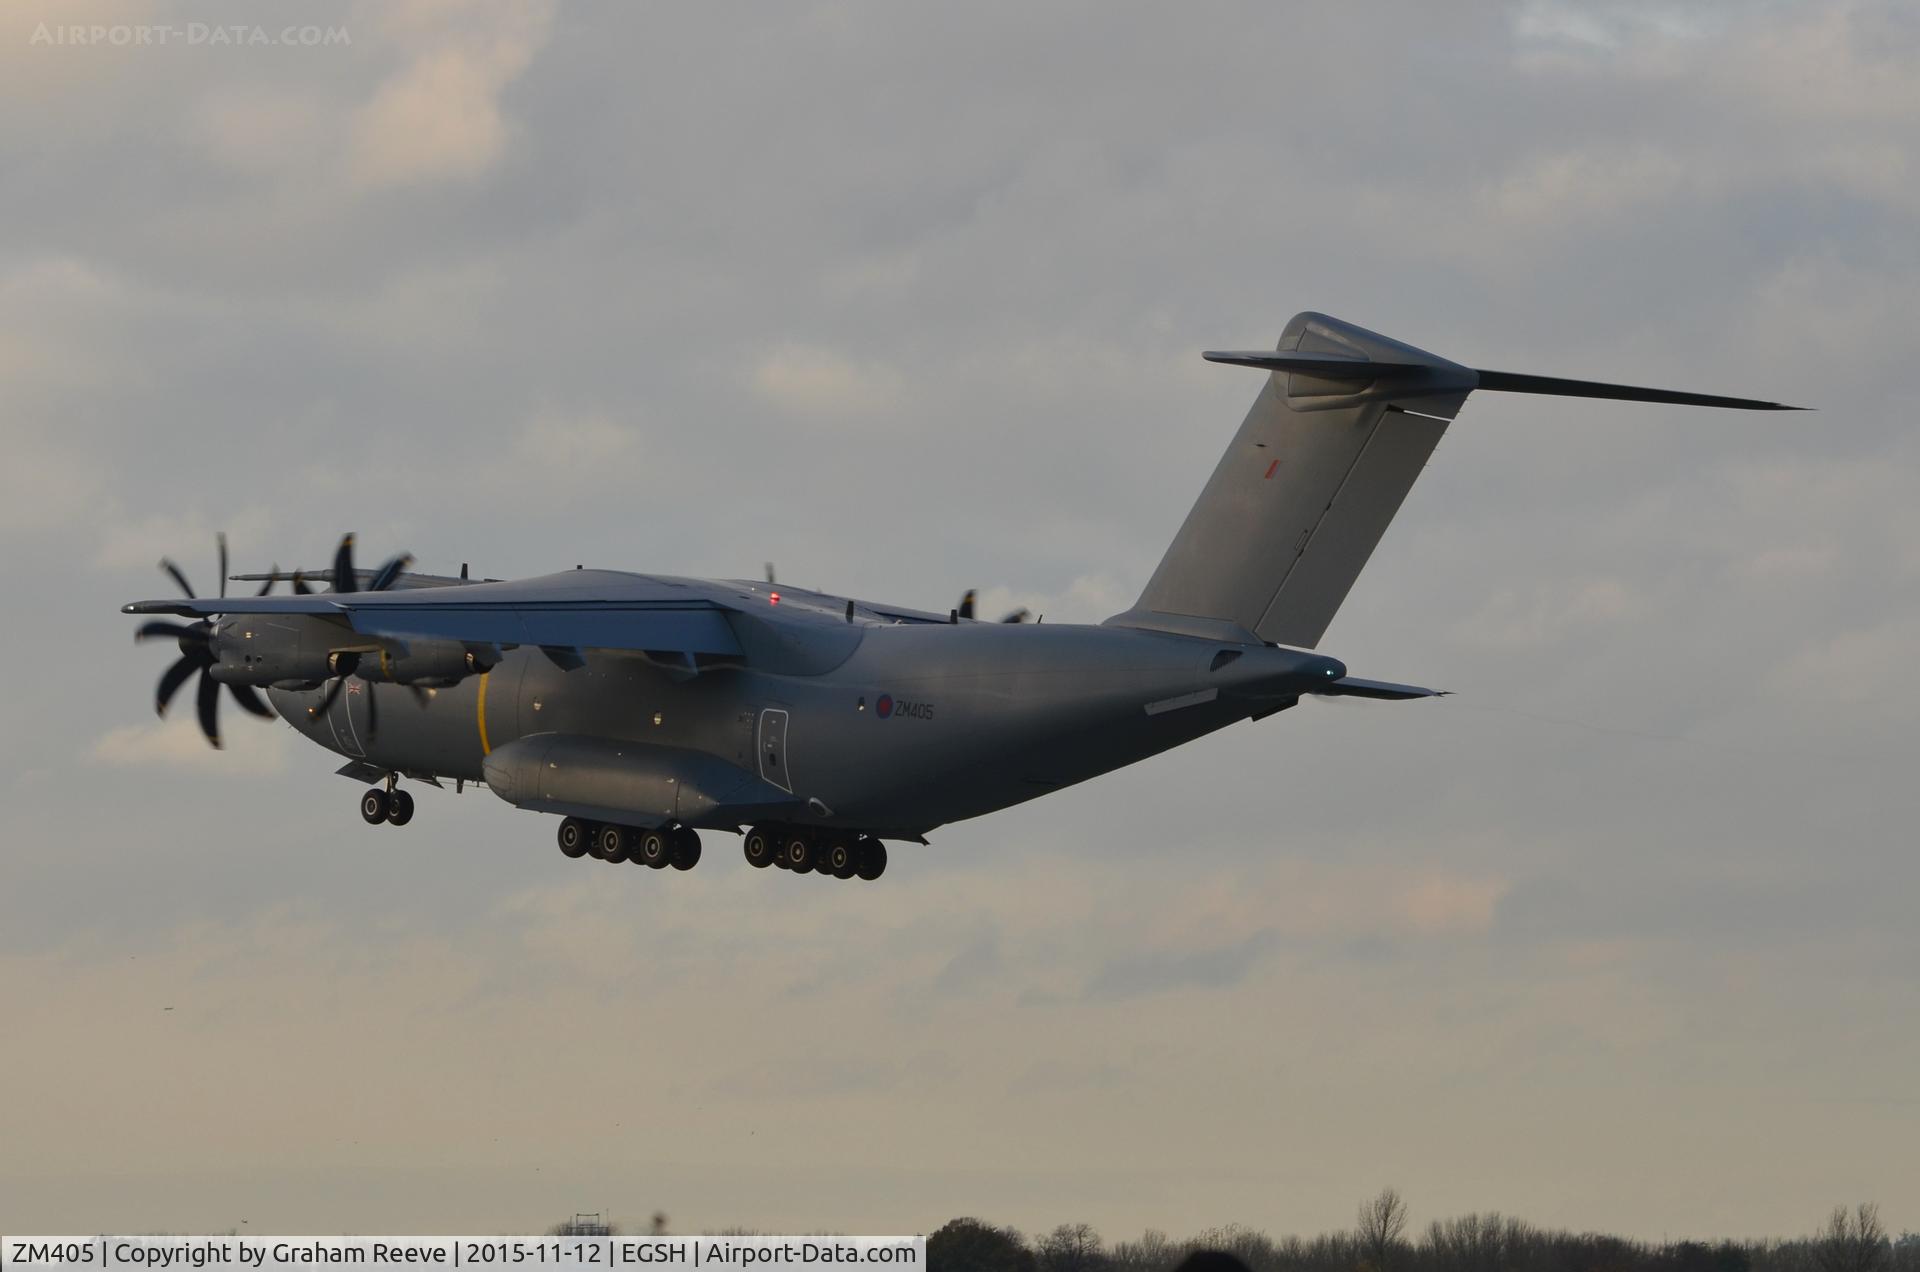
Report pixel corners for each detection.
[361,640,499,687]
[206,617,339,686]
[206,619,497,689]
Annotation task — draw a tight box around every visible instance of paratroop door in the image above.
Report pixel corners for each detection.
[757,708,791,793]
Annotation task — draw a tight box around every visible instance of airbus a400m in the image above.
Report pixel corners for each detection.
[124,313,1795,881]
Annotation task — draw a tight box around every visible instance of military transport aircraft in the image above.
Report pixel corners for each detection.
[124,313,1796,880]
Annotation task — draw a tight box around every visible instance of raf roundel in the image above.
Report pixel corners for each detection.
[875,694,894,719]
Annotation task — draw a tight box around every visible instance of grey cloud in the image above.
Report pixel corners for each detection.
[1085,934,1273,1001]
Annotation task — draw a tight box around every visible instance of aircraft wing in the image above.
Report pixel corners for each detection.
[122,570,746,657]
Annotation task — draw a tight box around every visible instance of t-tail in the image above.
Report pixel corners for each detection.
[1107,311,1799,650]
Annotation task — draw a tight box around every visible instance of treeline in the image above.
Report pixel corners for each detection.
[928,1197,1918,1272]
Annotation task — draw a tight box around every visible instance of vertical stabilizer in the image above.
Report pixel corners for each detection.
[1111,312,1474,649]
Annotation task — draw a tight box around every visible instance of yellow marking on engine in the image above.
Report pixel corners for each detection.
[476,671,492,756]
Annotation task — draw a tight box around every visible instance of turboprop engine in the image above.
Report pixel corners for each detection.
[199,620,495,689]
[132,532,498,746]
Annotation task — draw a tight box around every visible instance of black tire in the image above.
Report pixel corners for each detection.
[639,828,673,869]
[824,838,857,879]
[742,826,776,869]
[670,828,702,871]
[386,789,415,826]
[854,837,887,881]
[596,824,631,863]
[557,817,591,859]
[360,788,390,825]
[783,835,815,872]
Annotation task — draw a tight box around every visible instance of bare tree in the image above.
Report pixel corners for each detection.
[1038,1224,1111,1272]
[1426,1213,1532,1272]
[1110,1231,1178,1272]
[1357,1190,1409,1272]
[1816,1205,1888,1272]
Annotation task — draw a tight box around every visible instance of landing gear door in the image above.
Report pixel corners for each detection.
[757,708,791,793]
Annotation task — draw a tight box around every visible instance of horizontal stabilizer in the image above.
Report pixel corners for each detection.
[1202,350,1428,378]
[1469,369,1801,411]
[1308,676,1445,700]
[1202,351,1802,411]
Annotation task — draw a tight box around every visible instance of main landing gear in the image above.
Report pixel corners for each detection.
[742,825,887,881]
[359,776,415,827]
[556,817,702,871]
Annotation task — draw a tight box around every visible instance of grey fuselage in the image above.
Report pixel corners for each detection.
[265,574,1345,839]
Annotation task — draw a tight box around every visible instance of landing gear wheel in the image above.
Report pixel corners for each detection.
[742,826,776,869]
[596,824,632,863]
[670,828,702,870]
[854,837,887,881]
[557,817,591,859]
[638,828,673,869]
[783,835,816,873]
[824,838,857,880]
[386,789,415,826]
[360,788,390,825]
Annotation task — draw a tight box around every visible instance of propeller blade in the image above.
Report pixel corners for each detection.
[363,681,378,739]
[256,564,279,597]
[228,682,275,719]
[958,589,977,620]
[408,685,431,708]
[332,533,357,593]
[1000,608,1031,623]
[195,670,222,748]
[217,532,229,599]
[291,571,312,596]
[136,620,205,644]
[312,676,346,719]
[159,558,196,599]
[368,553,414,592]
[155,655,199,716]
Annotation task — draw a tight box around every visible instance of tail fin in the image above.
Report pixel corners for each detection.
[1110,312,1799,649]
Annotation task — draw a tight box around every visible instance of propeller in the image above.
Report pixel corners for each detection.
[957,589,1030,624]
[329,532,413,594]
[302,533,418,736]
[308,650,374,736]
[138,535,274,749]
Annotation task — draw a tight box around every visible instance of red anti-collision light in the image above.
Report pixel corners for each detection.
[769,592,780,604]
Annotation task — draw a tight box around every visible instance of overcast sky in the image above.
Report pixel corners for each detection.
[2,0,1915,1242]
